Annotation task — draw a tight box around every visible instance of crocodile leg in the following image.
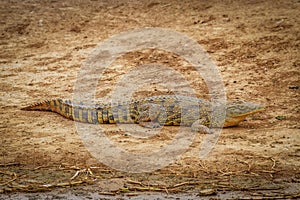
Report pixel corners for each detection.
[191,119,212,134]
[138,103,166,128]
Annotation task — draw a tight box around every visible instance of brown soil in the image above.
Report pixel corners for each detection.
[0,0,299,199]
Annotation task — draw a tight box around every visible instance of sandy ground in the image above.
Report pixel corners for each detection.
[0,0,299,199]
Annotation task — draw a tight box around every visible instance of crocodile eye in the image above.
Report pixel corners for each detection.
[238,105,246,110]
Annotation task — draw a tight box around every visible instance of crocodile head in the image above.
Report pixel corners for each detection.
[224,101,265,127]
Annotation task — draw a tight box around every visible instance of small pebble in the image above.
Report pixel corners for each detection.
[288,85,299,90]
[197,188,216,196]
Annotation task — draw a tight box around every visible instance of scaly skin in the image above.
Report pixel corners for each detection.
[21,95,264,129]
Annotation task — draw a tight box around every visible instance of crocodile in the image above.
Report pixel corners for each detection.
[21,95,264,133]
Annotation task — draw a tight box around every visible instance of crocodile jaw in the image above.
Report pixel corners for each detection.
[224,115,248,127]
[224,107,265,127]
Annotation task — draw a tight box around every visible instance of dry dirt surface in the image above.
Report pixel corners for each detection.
[0,0,300,199]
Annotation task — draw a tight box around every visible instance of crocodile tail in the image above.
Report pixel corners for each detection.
[21,99,62,111]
